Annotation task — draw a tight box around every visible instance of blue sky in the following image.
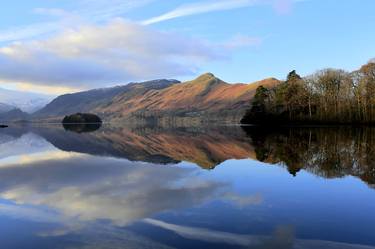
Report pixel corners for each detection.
[0,0,374,94]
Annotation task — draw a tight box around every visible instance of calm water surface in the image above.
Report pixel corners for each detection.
[0,125,374,249]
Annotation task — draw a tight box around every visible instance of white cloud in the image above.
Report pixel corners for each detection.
[0,0,266,93]
[0,18,260,92]
[0,19,221,90]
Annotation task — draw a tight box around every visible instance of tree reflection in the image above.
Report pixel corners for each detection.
[243,126,375,186]
[63,123,102,133]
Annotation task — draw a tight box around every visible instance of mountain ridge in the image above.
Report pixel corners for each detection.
[0,87,53,113]
[2,74,280,124]
[94,73,280,124]
[0,103,16,114]
[34,79,180,119]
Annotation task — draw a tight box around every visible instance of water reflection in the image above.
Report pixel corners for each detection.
[144,219,375,249]
[243,127,375,186]
[0,155,225,225]
[63,123,102,133]
[0,125,374,248]
[3,125,375,185]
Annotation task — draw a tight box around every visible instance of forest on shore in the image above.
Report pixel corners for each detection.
[241,60,375,125]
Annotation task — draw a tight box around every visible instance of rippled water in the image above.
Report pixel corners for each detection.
[0,125,374,249]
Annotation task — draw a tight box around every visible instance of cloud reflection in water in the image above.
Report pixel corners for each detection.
[0,134,260,232]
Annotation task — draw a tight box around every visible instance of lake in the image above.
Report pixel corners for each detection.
[0,125,374,249]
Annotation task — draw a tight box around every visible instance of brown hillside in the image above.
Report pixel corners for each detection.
[96,73,280,123]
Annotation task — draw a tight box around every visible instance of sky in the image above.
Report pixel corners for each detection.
[0,0,374,95]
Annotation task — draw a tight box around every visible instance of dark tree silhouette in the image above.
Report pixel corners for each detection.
[241,62,375,125]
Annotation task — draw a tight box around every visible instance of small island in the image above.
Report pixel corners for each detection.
[62,113,102,133]
[62,113,102,124]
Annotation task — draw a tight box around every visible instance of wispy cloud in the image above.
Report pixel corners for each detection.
[144,218,264,246]
[0,22,61,44]
[73,0,155,22]
[144,219,375,249]
[0,0,154,43]
[142,0,304,25]
[142,0,258,25]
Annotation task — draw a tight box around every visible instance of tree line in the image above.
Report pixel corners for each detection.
[241,60,375,124]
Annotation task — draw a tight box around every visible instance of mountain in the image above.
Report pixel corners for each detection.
[0,103,16,114]
[0,88,54,113]
[94,73,280,124]
[34,79,180,120]
[0,108,30,122]
[32,74,280,124]
[0,103,24,122]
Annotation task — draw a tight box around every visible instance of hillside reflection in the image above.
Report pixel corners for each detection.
[2,125,375,186]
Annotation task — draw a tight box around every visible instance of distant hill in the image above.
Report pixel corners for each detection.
[34,79,180,120]
[95,73,280,124]
[27,75,280,124]
[0,103,16,114]
[0,108,30,122]
[0,88,53,113]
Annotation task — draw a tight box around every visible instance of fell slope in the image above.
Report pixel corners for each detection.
[0,109,30,122]
[34,79,180,120]
[96,73,280,123]
[0,103,16,114]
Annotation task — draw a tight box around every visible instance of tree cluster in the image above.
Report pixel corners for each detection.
[62,113,102,124]
[241,61,375,124]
